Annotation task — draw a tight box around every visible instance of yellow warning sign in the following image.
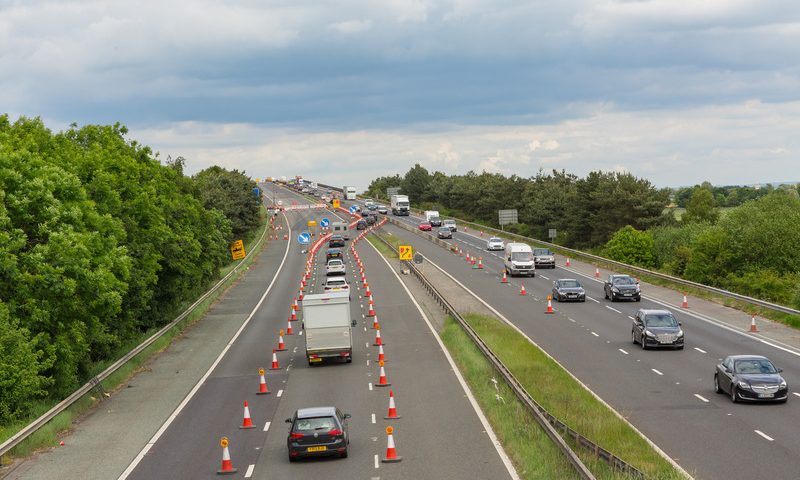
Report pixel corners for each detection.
[398,245,413,261]
[307,220,317,227]
[332,199,340,209]
[230,239,246,260]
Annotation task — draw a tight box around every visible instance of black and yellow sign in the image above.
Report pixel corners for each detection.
[332,199,340,209]
[230,239,246,260]
[398,245,413,261]
[307,220,317,227]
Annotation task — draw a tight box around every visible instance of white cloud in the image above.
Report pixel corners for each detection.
[329,19,373,34]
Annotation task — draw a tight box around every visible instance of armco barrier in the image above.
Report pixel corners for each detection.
[372,229,648,480]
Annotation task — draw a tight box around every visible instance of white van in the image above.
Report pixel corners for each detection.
[331,221,349,240]
[504,243,535,277]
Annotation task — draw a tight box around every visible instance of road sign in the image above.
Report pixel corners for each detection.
[308,220,317,227]
[320,218,330,228]
[332,199,340,209]
[297,232,311,245]
[252,186,261,198]
[349,205,358,214]
[399,245,413,261]
[413,253,423,264]
[548,228,557,240]
[498,209,518,226]
[230,239,246,260]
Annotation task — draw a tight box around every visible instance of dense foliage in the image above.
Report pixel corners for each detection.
[0,115,260,424]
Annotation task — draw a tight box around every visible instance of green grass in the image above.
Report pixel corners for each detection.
[461,313,688,480]
[366,232,399,258]
[1,208,274,462]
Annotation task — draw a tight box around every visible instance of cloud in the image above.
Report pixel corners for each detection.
[329,19,373,34]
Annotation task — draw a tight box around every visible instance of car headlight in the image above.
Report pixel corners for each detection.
[612,287,620,293]
[644,330,655,337]
[738,381,751,390]
[780,380,787,388]
[677,330,684,338]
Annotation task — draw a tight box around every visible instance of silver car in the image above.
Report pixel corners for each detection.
[486,237,504,251]
[325,258,346,276]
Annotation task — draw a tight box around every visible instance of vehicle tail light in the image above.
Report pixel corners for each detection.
[340,352,350,357]
[290,432,304,439]
[327,429,343,436]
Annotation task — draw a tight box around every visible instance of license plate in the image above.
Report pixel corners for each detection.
[758,393,774,398]
[623,293,632,296]
[309,358,322,363]
[307,446,327,452]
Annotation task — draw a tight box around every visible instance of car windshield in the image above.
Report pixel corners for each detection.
[613,277,636,286]
[490,238,502,243]
[439,228,450,233]
[327,260,342,266]
[511,252,533,261]
[295,417,336,432]
[326,279,346,286]
[734,359,777,374]
[444,220,455,225]
[644,313,678,327]
[558,280,581,288]
[533,249,552,256]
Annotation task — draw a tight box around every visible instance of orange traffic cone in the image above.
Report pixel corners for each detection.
[372,314,380,329]
[545,296,554,314]
[594,267,600,278]
[367,303,376,317]
[381,426,402,462]
[566,257,571,267]
[290,307,297,321]
[749,315,759,333]
[501,271,508,283]
[459,248,463,257]
[363,277,368,289]
[298,290,304,301]
[277,330,287,351]
[293,297,299,311]
[376,360,391,387]
[365,284,372,298]
[384,390,401,419]
[480,230,484,237]
[377,343,385,363]
[240,401,255,429]
[270,349,280,370]
[286,318,294,335]
[681,293,689,309]
[374,327,384,346]
[465,251,470,262]
[478,257,484,269]
[519,283,527,296]
[257,368,270,395]
[217,437,238,474]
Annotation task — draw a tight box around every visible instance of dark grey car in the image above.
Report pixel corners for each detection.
[286,406,351,461]
[437,227,452,239]
[714,355,789,403]
[604,274,641,302]
[631,309,684,350]
[552,279,586,302]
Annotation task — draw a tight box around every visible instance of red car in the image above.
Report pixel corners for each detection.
[419,222,432,231]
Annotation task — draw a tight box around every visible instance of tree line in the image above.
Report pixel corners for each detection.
[0,116,261,424]
[366,165,800,309]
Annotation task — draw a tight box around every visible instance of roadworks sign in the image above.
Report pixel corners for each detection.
[398,245,413,261]
[230,240,246,260]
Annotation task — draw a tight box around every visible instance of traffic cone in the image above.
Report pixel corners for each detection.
[365,284,372,298]
[286,318,294,335]
[681,293,689,309]
[372,314,380,329]
[472,257,478,269]
[471,255,476,266]
[374,327,384,346]
[384,390,401,419]
[478,257,484,269]
[376,360,391,387]
[362,277,368,289]
[594,267,600,278]
[519,282,527,296]
[240,401,255,429]
[290,307,297,322]
[377,343,385,363]
[545,296,554,314]
[465,251,470,262]
[217,437,238,474]
[480,230,484,237]
[566,257,571,267]
[381,426,402,462]
[749,315,759,333]
[277,330,287,351]
[367,303,376,317]
[257,368,270,395]
[459,248,463,257]
[270,349,280,370]
[298,290,304,301]
[292,297,299,311]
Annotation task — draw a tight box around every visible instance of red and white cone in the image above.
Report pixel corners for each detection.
[478,257,483,269]
[376,360,391,387]
[293,297,299,311]
[277,330,287,351]
[298,290,304,301]
[594,267,600,278]
[240,401,255,429]
[290,307,297,321]
[374,327,385,346]
[270,349,280,370]
[365,284,372,298]
[681,293,689,309]
[384,390,401,419]
[566,257,571,267]
[257,368,270,395]
[367,302,376,317]
[372,314,380,329]
[381,426,402,462]
[459,248,463,257]
[749,315,759,333]
[362,277,368,289]
[501,271,508,284]
[545,296,554,314]
[377,343,385,363]
[465,251,470,262]
[286,318,294,335]
[519,282,527,296]
[217,437,238,474]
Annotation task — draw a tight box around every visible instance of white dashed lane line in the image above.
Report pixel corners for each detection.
[371,413,376,424]
[605,305,622,314]
[374,454,380,469]
[619,349,629,355]
[587,296,600,303]
[245,464,255,477]
[539,275,549,280]
[277,389,284,397]
[694,394,709,403]
[652,369,664,376]
[694,347,707,354]
[755,430,774,441]
[263,421,271,432]
[793,392,800,398]
[591,332,599,337]
[628,316,635,321]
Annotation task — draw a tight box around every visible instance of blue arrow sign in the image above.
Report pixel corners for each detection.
[297,232,311,245]
[320,218,330,228]
[349,205,358,214]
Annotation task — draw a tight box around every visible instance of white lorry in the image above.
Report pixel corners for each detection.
[504,243,536,277]
[424,210,442,227]
[331,221,349,240]
[391,194,410,216]
[303,291,354,365]
[343,186,357,200]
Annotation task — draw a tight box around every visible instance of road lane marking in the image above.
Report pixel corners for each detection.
[539,275,549,280]
[277,389,284,397]
[793,392,800,398]
[619,349,629,355]
[652,369,664,376]
[591,332,599,337]
[299,330,303,336]
[263,421,271,432]
[628,316,635,320]
[366,342,370,348]
[694,347,707,354]
[368,383,373,391]
[568,317,576,323]
[755,430,774,441]
[366,360,370,366]
[371,413,376,424]
[605,305,622,314]
[245,464,255,477]
[374,454,380,469]
[586,296,599,303]
[694,394,709,403]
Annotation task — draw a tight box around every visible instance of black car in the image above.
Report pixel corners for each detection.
[552,279,586,302]
[367,204,378,211]
[286,406,351,461]
[714,355,788,403]
[325,248,343,261]
[377,206,388,214]
[365,214,376,225]
[329,235,345,248]
[355,219,367,230]
[604,274,641,302]
[437,227,452,239]
[429,216,442,227]
[631,309,684,349]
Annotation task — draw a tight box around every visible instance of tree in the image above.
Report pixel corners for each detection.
[402,164,431,203]
[604,226,656,268]
[193,166,261,238]
[682,187,719,224]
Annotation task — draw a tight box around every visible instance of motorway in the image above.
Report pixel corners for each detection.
[342,197,800,480]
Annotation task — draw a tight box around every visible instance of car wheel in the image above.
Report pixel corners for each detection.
[641,335,647,350]
[632,330,637,345]
[635,297,641,302]
[610,293,616,302]
[730,386,738,403]
[604,289,608,300]
[714,374,722,394]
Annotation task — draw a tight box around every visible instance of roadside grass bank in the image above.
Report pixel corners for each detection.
[1,208,273,462]
[366,233,398,258]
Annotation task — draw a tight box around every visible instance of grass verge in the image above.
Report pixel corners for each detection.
[1,208,274,462]
[366,232,398,258]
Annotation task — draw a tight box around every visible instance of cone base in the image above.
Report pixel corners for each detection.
[270,366,281,370]
[276,347,287,351]
[383,414,402,420]
[256,391,271,395]
[239,425,255,429]
[217,468,238,475]
[373,342,385,346]
[381,456,403,463]
[375,382,391,387]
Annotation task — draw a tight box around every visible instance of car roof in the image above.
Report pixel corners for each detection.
[326,277,346,283]
[610,274,634,279]
[296,406,337,418]
[327,248,341,253]
[638,309,672,315]
[727,355,770,362]
[331,234,343,238]
[556,278,579,283]
[489,237,502,241]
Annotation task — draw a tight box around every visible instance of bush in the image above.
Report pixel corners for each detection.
[603,226,655,268]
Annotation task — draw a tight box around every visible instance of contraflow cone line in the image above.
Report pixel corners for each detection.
[384,390,401,419]
[545,296,554,314]
[270,349,280,370]
[277,330,287,351]
[376,360,391,387]
[286,318,294,335]
[240,401,255,429]
[298,290,304,301]
[377,343,385,362]
[290,307,297,322]
[367,302,377,317]
[501,271,508,284]
[519,282,527,296]
[381,426,402,463]
[292,297,299,311]
[257,368,271,395]
[217,437,238,474]
[374,327,385,346]
[372,315,380,329]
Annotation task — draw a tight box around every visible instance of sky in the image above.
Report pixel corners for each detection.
[2,0,799,190]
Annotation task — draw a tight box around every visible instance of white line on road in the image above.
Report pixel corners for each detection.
[586,296,600,303]
[299,330,303,336]
[371,413,376,424]
[628,316,635,321]
[539,275,549,280]
[652,369,664,376]
[368,383,373,391]
[619,349,629,355]
[245,464,255,478]
[374,454,380,469]
[755,430,774,441]
[366,360,370,366]
[694,394,709,403]
[694,347,707,354]
[568,317,576,323]
[277,389,284,397]
[292,346,298,353]
[366,342,370,348]
[793,392,800,398]
[591,332,599,337]
[605,305,622,314]
[263,421,271,432]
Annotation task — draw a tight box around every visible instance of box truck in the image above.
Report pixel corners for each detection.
[303,291,354,365]
[391,195,410,216]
